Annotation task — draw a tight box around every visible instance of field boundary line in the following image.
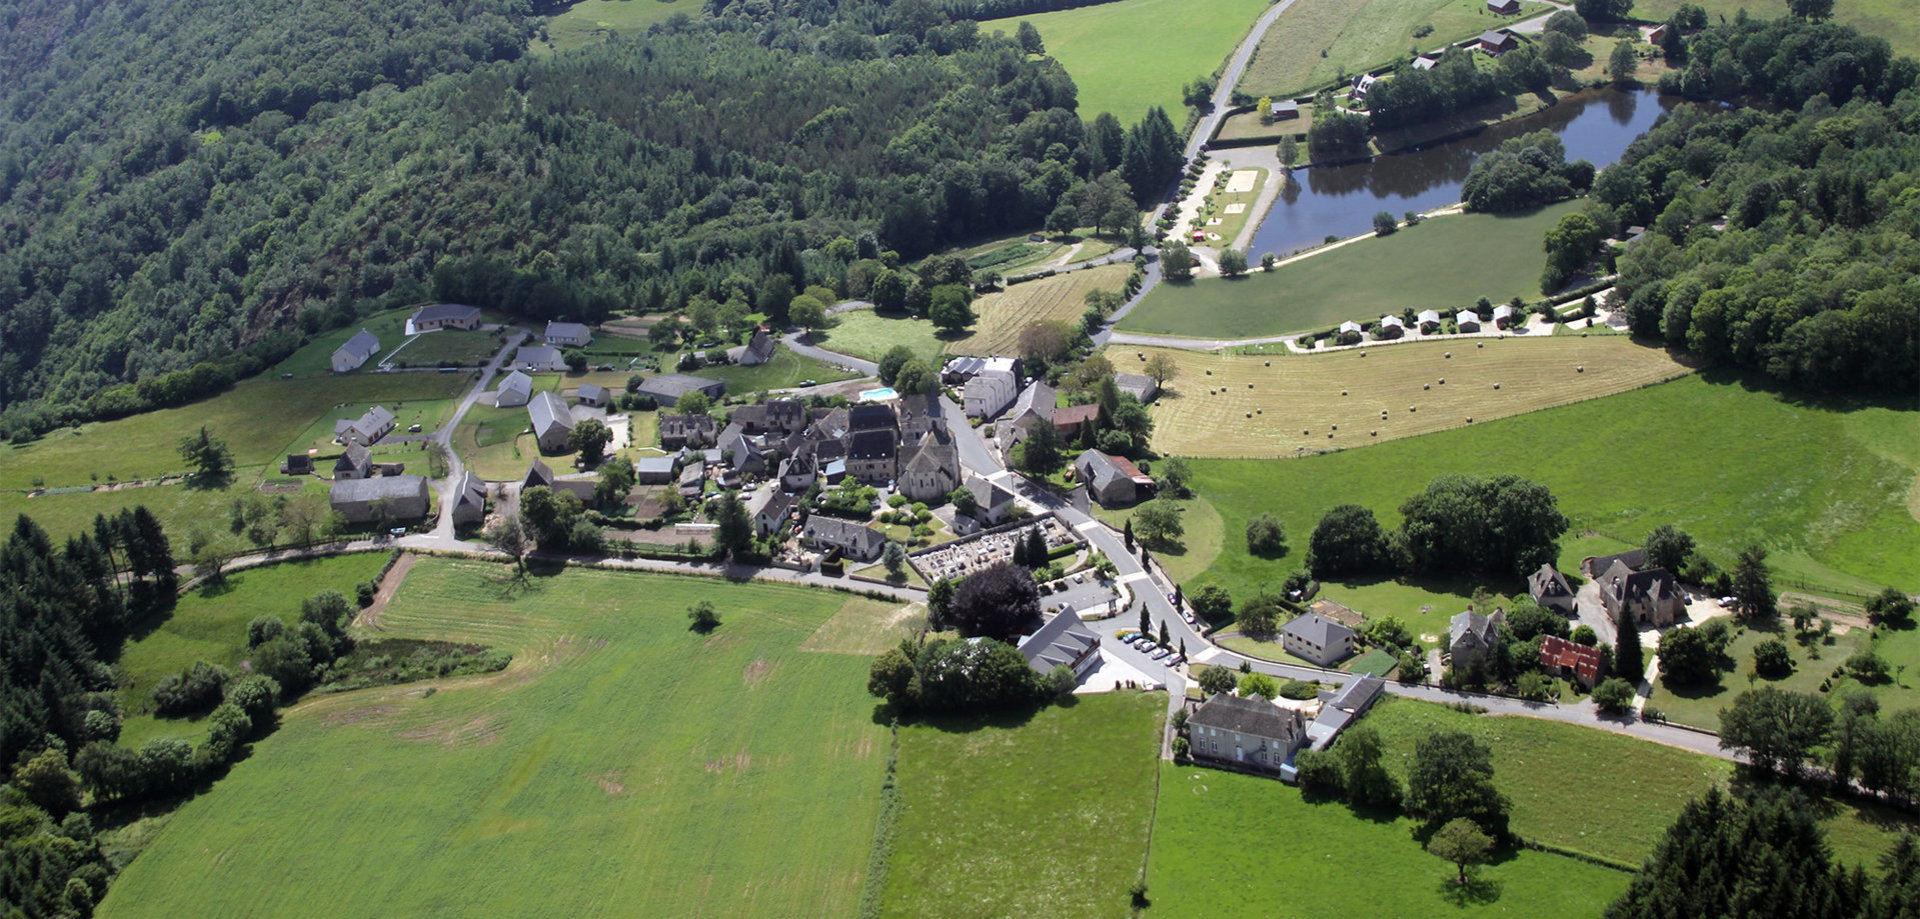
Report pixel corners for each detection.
[856,722,904,919]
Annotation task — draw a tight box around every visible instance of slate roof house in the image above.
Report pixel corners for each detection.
[1598,560,1685,627]
[331,329,381,373]
[1113,373,1159,404]
[449,472,489,527]
[897,430,960,503]
[1478,29,1518,55]
[1074,450,1154,508]
[329,475,430,524]
[409,304,481,331]
[576,383,609,408]
[845,429,898,484]
[728,328,777,366]
[514,345,566,372]
[522,458,598,506]
[1306,674,1385,752]
[544,321,593,347]
[1581,548,1647,579]
[718,422,767,475]
[1487,0,1520,14]
[1539,634,1604,688]
[1281,612,1356,666]
[801,516,885,561]
[1188,694,1307,775]
[659,413,718,450]
[1448,608,1505,666]
[333,406,396,446]
[779,449,819,493]
[636,373,725,407]
[745,488,794,537]
[1017,611,1101,678]
[1528,563,1577,614]
[961,474,1021,530]
[496,370,535,408]
[897,393,945,440]
[333,443,374,480]
[964,366,1019,419]
[732,399,810,436]
[1004,381,1057,434]
[529,390,576,453]
[678,458,707,498]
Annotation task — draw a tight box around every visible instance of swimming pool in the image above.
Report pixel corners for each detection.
[858,387,897,402]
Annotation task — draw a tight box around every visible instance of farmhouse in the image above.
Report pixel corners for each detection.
[328,475,430,524]
[1074,450,1154,508]
[801,515,885,561]
[1598,560,1685,627]
[1187,694,1306,775]
[408,304,481,332]
[331,329,381,373]
[659,413,718,449]
[718,423,767,475]
[1539,634,1604,688]
[845,429,898,484]
[1268,98,1299,120]
[1280,612,1356,666]
[964,365,1019,419]
[635,455,678,484]
[1349,72,1379,99]
[333,443,373,480]
[898,430,960,503]
[544,321,593,347]
[1529,563,1577,614]
[449,472,489,527]
[333,405,396,446]
[637,373,725,407]
[1002,381,1057,436]
[1448,608,1505,667]
[1050,403,1101,442]
[732,399,809,436]
[1492,303,1519,328]
[1456,309,1483,332]
[744,487,793,537]
[528,390,576,453]
[1114,372,1158,404]
[678,458,707,498]
[1581,548,1647,579]
[1306,674,1385,752]
[496,370,535,407]
[1017,611,1101,678]
[576,384,609,408]
[1478,29,1518,55]
[514,345,566,372]
[728,328,777,366]
[523,458,598,506]
[1486,0,1520,14]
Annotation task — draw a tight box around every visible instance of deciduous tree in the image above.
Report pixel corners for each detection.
[947,562,1040,642]
[1427,818,1493,885]
[1404,731,1509,835]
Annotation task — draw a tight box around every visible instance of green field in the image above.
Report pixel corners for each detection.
[115,554,391,747]
[99,559,903,918]
[1237,0,1501,98]
[1647,617,1920,731]
[998,0,1275,126]
[811,311,953,367]
[1632,0,1920,59]
[1119,202,1579,339]
[535,0,699,56]
[881,693,1164,919]
[1146,762,1631,918]
[693,345,860,394]
[1176,374,1920,611]
[1363,697,1918,868]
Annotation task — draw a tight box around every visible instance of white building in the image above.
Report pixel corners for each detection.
[545,321,593,347]
[331,330,381,373]
[964,368,1018,419]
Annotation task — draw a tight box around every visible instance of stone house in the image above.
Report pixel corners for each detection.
[1187,694,1307,775]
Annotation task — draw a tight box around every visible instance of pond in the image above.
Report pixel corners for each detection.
[1245,87,1675,259]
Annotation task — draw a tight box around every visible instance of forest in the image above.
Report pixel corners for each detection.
[0,0,1182,441]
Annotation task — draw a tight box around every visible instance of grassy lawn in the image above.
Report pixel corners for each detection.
[1094,496,1226,584]
[99,559,896,919]
[1184,165,1266,248]
[1237,0,1506,98]
[880,692,1163,919]
[811,311,952,367]
[949,264,1132,357]
[1119,202,1581,339]
[1646,618,1920,731]
[533,0,699,55]
[1128,336,1691,457]
[1364,696,1919,868]
[1146,762,1631,918]
[997,0,1275,126]
[1176,373,1920,608]
[116,554,391,725]
[384,328,507,368]
[692,345,859,394]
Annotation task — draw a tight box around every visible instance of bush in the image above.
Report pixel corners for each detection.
[356,580,377,607]
[1752,638,1793,679]
[1279,680,1319,701]
[1592,677,1635,713]
[1294,749,1344,796]
[1846,651,1888,683]
[1245,513,1288,558]
[150,661,231,716]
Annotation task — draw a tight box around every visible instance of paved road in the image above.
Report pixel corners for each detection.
[784,328,878,377]
[426,328,527,543]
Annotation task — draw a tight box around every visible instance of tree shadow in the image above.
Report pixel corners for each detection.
[183,470,234,491]
[1436,873,1503,907]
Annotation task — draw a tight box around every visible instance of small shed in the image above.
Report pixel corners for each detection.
[1268,99,1300,120]
[1487,0,1521,15]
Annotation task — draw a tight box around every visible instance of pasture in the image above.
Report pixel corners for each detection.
[880,693,1163,919]
[98,560,899,919]
[1146,763,1631,918]
[996,0,1275,126]
[1364,697,1920,868]
[1646,617,1920,732]
[1236,0,1499,99]
[270,308,504,378]
[1173,372,1920,614]
[1118,202,1579,339]
[1130,336,1691,457]
[813,312,951,367]
[535,0,699,55]
[948,264,1132,357]
[694,344,859,394]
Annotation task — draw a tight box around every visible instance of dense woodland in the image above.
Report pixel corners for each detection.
[0,0,1183,440]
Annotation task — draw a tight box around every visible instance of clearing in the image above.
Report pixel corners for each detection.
[995,0,1275,126]
[1236,0,1499,99]
[1119,202,1581,339]
[1176,372,1919,606]
[98,560,893,919]
[812,312,953,368]
[534,0,698,55]
[947,264,1132,357]
[880,693,1164,919]
[1130,336,1691,457]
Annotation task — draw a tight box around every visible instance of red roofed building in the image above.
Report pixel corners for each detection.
[1051,403,1101,441]
[1539,634,1604,689]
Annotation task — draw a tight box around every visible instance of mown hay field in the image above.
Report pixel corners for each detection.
[948,264,1131,357]
[1129,336,1690,457]
[99,560,907,919]
[1236,0,1496,98]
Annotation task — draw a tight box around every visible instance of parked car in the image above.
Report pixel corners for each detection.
[1182,611,1196,625]
[1150,648,1171,660]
